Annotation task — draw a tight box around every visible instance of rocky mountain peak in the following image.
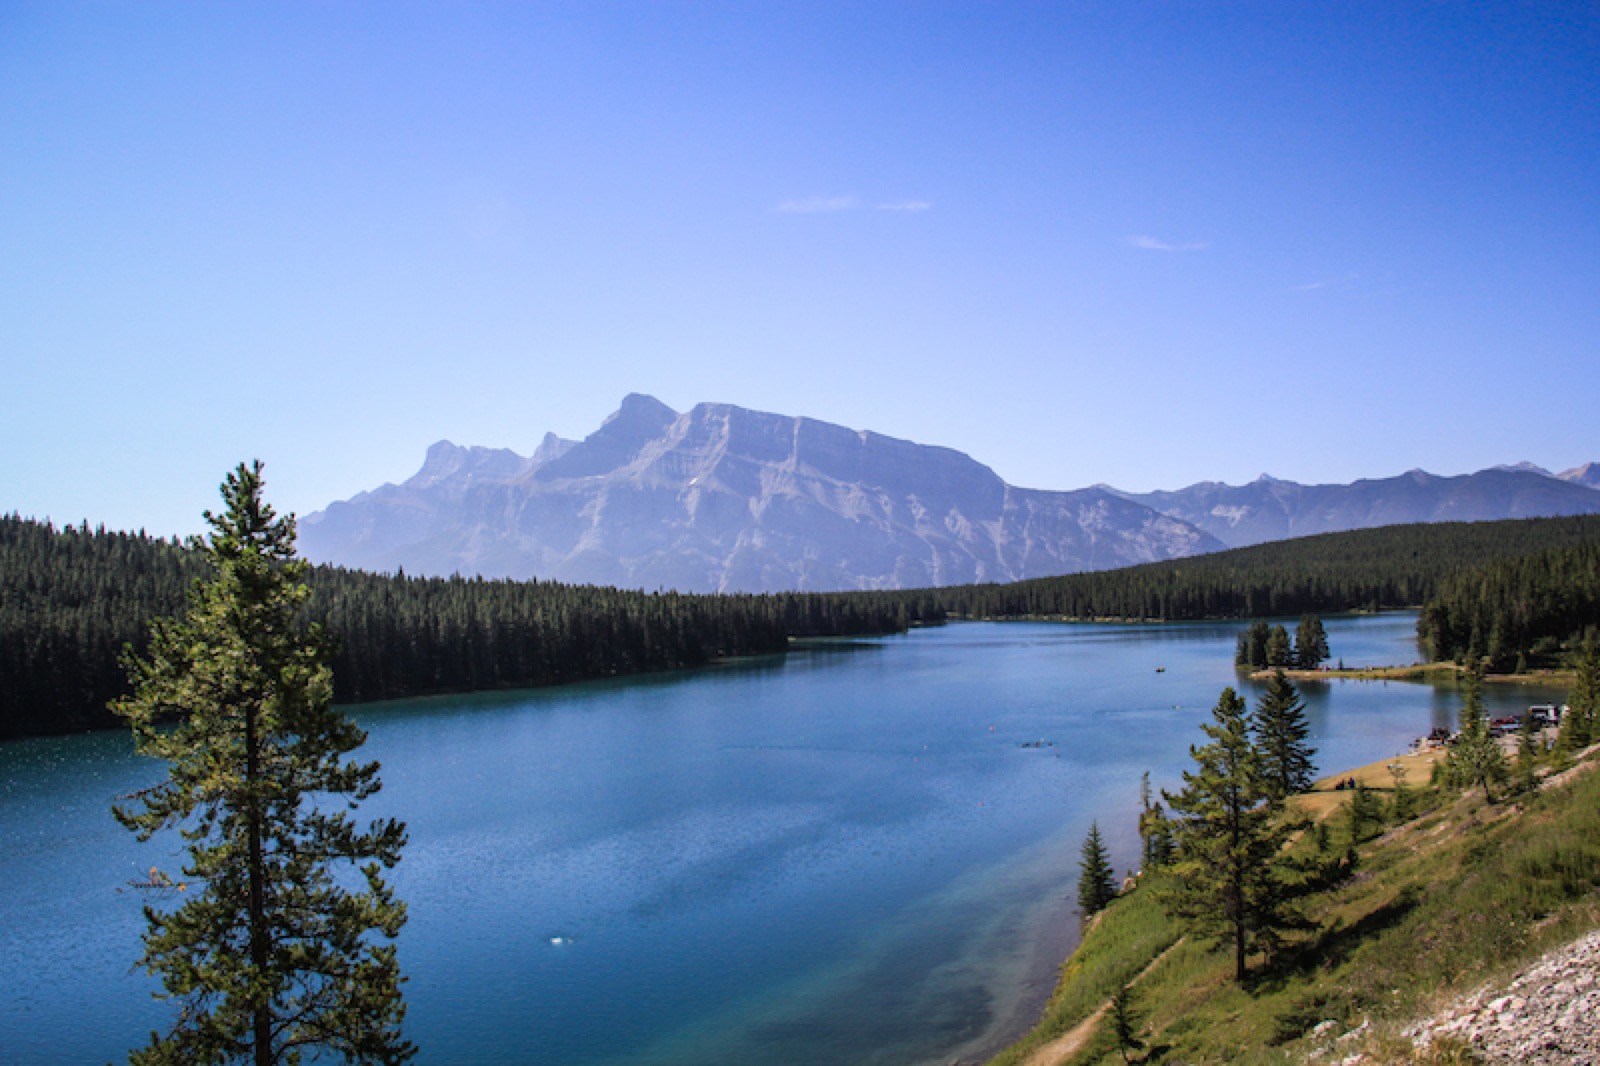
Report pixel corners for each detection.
[299,396,1224,591]
[410,441,532,488]
[1559,462,1600,490]
[535,394,680,482]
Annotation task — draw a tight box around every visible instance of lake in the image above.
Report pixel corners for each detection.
[0,613,1568,1065]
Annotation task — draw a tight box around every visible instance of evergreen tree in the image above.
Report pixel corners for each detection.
[1137,771,1173,870]
[1077,821,1118,919]
[1558,643,1599,753]
[1244,621,1271,669]
[1266,624,1293,668]
[1514,712,1540,795]
[114,463,413,1066]
[1387,761,1414,822]
[1160,688,1302,982]
[1108,984,1144,1064]
[1344,783,1382,844]
[1252,670,1316,801]
[1294,614,1330,669]
[1446,668,1508,803]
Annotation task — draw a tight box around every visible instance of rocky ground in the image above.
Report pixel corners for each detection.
[1386,928,1600,1064]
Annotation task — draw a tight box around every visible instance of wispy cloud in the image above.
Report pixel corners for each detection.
[1291,271,1360,292]
[1127,235,1209,252]
[774,195,932,214]
[775,195,860,214]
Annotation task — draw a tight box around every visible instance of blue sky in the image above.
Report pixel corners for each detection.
[3,2,1597,537]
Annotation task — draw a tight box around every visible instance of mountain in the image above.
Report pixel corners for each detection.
[1110,467,1600,548]
[299,395,1224,592]
[1560,463,1600,491]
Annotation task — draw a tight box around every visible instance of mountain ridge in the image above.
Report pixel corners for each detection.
[299,394,1600,591]
[299,396,1223,591]
[1110,464,1600,548]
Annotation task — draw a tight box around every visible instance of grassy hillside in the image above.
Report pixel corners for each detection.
[990,747,1600,1065]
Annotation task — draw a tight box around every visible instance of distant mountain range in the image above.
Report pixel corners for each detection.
[1106,464,1600,549]
[299,394,1600,592]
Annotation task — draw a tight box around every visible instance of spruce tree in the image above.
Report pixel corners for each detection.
[1387,761,1414,821]
[1252,670,1316,801]
[1266,624,1293,668]
[1294,614,1329,669]
[1077,821,1118,919]
[1514,712,1540,795]
[1446,667,1508,803]
[1343,783,1382,845]
[1243,621,1271,669]
[1558,644,1599,753]
[1108,984,1144,1064]
[1160,687,1301,982]
[1137,771,1173,870]
[114,462,413,1066]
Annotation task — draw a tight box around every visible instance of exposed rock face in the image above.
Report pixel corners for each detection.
[1403,929,1600,1065]
[299,395,1224,592]
[1110,466,1600,548]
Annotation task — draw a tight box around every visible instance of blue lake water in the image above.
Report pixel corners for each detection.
[0,614,1568,1065]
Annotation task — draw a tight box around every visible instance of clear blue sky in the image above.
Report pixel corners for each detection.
[3,2,1597,537]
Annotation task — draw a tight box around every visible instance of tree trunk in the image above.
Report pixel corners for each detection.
[246,701,272,1066]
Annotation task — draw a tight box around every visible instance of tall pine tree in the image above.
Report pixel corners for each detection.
[114,463,413,1066]
[1266,625,1293,668]
[1294,614,1329,669]
[1161,687,1301,982]
[1252,670,1316,801]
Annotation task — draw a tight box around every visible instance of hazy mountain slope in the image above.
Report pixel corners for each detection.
[299,395,1223,592]
[1560,462,1600,490]
[1113,467,1600,548]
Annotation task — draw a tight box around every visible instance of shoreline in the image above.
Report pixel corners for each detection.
[1247,662,1575,686]
[984,745,1418,1066]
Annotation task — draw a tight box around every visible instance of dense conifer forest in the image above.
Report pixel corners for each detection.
[909,516,1600,623]
[0,515,915,739]
[6,513,1600,739]
[1418,539,1600,670]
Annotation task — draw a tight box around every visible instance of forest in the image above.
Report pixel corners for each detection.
[0,515,916,739]
[6,512,1600,739]
[901,515,1600,622]
[1418,539,1600,670]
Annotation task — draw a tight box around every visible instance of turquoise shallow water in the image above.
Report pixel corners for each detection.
[0,614,1566,1065]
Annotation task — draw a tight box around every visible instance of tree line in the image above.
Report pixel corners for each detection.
[9,511,1600,739]
[1417,539,1600,671]
[901,516,1600,623]
[0,513,919,739]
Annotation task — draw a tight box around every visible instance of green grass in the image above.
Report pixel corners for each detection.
[984,884,1180,1066]
[989,749,1600,1066]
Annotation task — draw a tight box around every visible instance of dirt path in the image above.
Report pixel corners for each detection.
[1019,1006,1106,1066]
[1019,941,1181,1066]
